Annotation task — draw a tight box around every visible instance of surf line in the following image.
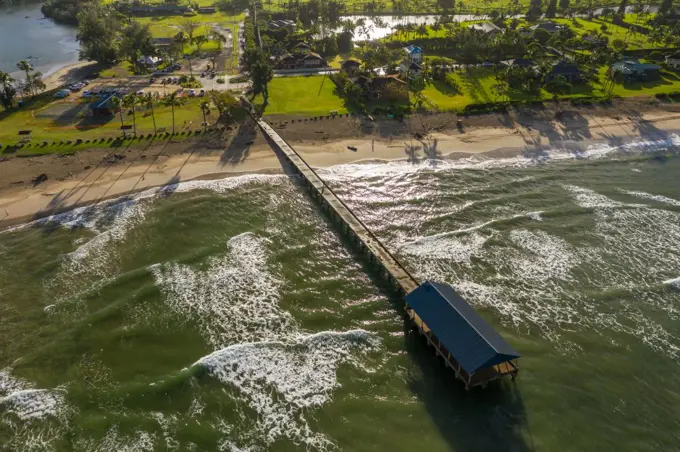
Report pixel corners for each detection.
[253,114,521,390]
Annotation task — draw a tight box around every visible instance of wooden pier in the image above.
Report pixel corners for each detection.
[256,117,520,389]
[256,119,420,296]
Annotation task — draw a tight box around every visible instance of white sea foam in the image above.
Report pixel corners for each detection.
[0,368,72,451]
[196,329,380,450]
[563,185,624,210]
[0,369,66,421]
[151,232,294,348]
[664,277,680,289]
[399,231,490,263]
[507,229,577,282]
[75,426,157,452]
[319,134,679,181]
[620,189,680,207]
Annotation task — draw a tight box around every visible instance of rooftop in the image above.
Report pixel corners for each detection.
[468,22,502,33]
[405,281,520,374]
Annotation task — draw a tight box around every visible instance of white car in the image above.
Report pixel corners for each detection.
[136,89,145,95]
[187,89,196,97]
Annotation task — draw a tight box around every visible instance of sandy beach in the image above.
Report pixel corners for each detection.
[41,61,100,91]
[1,101,680,230]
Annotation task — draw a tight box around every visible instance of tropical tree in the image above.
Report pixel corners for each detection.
[210,27,227,51]
[0,71,17,109]
[76,4,121,64]
[110,96,126,137]
[29,72,46,97]
[174,32,192,76]
[16,60,33,97]
[120,21,155,73]
[143,93,157,134]
[251,60,274,105]
[163,91,185,134]
[122,93,139,137]
[199,100,210,129]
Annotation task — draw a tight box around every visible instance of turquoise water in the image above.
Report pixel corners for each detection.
[1,140,680,451]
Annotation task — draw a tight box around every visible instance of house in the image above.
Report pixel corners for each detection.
[340,59,361,75]
[468,21,502,35]
[546,60,582,83]
[138,55,161,66]
[403,45,422,64]
[611,59,661,81]
[130,4,191,16]
[268,19,296,30]
[151,37,174,49]
[274,53,297,69]
[530,21,563,34]
[502,58,535,68]
[301,52,326,68]
[583,35,607,48]
[273,51,326,69]
[90,95,119,117]
[356,75,408,101]
[666,54,680,69]
[198,6,216,13]
[291,42,312,53]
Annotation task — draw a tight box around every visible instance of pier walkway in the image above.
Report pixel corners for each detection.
[255,117,520,389]
[256,119,419,295]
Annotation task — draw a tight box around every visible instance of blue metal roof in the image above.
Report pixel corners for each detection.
[405,281,520,374]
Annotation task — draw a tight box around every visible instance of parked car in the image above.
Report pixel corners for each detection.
[136,89,145,95]
[54,89,70,98]
[198,89,205,97]
[149,78,156,84]
[187,89,196,97]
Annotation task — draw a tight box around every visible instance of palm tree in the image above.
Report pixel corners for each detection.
[0,71,16,109]
[16,60,33,97]
[163,92,184,135]
[143,93,157,134]
[110,96,126,138]
[174,32,191,77]
[122,93,139,137]
[199,100,210,130]
[29,72,46,96]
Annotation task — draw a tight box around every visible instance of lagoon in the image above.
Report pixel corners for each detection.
[0,1,79,80]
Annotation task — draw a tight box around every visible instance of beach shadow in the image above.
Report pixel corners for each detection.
[404,324,533,452]
[220,120,256,166]
[555,110,592,141]
[404,142,421,163]
[423,138,441,161]
[628,111,670,141]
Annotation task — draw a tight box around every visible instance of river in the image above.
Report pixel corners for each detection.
[1,140,679,450]
[0,1,79,80]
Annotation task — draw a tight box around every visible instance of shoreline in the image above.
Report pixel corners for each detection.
[2,106,680,231]
[41,61,99,91]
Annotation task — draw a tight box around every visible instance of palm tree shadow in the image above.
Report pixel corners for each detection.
[220,120,257,166]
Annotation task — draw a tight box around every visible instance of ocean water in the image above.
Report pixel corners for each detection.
[1,141,680,451]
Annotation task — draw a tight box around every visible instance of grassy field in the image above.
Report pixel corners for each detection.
[421,65,680,111]
[261,76,349,116]
[0,94,209,150]
[554,17,654,50]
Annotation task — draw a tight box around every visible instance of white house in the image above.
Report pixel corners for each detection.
[403,45,423,63]
[666,54,680,69]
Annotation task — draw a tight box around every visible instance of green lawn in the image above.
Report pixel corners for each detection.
[0,94,209,150]
[554,17,654,50]
[421,65,680,111]
[262,76,348,116]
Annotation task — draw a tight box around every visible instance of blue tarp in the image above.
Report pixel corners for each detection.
[405,281,520,374]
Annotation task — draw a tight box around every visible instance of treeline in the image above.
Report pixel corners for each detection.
[42,0,96,24]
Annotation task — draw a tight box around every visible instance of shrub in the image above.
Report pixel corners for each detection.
[216,78,226,84]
